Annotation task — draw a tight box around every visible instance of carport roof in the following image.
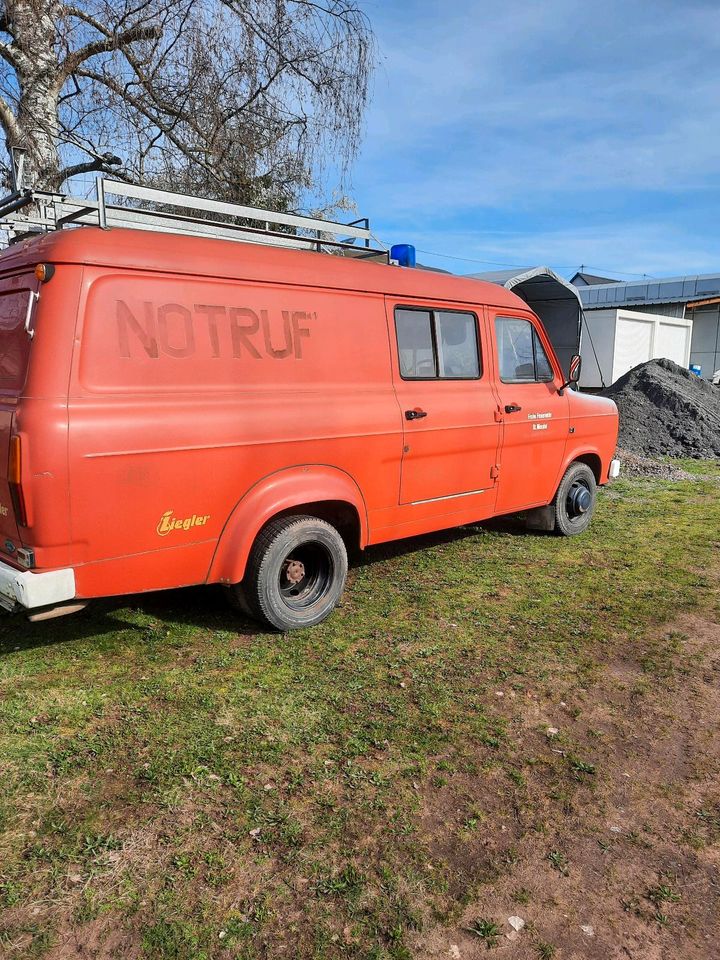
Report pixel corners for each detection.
[466,267,536,285]
[467,266,583,305]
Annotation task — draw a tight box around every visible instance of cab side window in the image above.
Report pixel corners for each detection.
[495,316,554,383]
[396,309,436,378]
[395,307,481,379]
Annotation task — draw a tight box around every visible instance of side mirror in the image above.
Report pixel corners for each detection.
[568,353,582,383]
[559,354,582,394]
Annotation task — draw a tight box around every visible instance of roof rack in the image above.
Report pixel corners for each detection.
[0,177,388,261]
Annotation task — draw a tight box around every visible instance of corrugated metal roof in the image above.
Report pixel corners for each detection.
[578,272,720,309]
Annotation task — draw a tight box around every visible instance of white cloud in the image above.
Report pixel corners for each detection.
[350,0,720,274]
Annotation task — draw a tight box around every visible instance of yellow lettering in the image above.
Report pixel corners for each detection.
[156,510,174,536]
[156,510,212,537]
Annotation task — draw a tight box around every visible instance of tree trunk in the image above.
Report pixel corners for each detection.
[6,0,62,190]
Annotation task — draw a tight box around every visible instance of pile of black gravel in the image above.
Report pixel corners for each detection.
[600,358,720,460]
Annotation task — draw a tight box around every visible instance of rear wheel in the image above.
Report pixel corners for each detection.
[552,462,597,536]
[229,515,348,631]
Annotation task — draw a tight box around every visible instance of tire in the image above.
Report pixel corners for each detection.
[225,582,254,617]
[230,515,348,631]
[552,462,597,536]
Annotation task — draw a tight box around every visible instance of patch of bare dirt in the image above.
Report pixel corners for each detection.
[412,613,720,960]
[615,448,696,481]
[43,921,140,960]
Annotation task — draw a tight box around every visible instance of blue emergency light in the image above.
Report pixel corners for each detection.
[390,244,416,267]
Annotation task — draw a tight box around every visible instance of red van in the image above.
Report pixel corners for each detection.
[0,208,619,630]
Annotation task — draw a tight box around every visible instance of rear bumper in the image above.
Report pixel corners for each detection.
[0,560,76,612]
[608,458,621,480]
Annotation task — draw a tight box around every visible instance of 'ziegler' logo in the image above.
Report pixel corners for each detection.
[157,510,210,536]
[0,504,7,517]
[117,301,313,361]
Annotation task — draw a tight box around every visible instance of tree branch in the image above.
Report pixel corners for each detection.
[58,152,122,184]
[0,90,21,143]
[74,67,221,182]
[58,23,161,88]
[0,38,22,69]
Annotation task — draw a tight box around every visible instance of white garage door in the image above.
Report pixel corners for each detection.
[656,321,689,365]
[613,316,653,381]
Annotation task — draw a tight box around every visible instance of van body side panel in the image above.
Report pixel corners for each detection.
[67,268,401,597]
[73,540,221,599]
[564,390,619,482]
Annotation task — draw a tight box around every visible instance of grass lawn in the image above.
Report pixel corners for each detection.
[1,466,719,959]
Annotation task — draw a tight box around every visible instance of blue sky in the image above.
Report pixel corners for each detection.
[347,0,720,279]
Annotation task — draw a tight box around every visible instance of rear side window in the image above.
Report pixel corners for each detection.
[395,307,481,379]
[0,289,33,395]
[495,316,554,383]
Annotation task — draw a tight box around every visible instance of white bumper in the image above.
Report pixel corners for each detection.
[0,560,76,611]
[609,458,621,479]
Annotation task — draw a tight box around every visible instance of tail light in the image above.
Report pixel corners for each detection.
[9,435,27,526]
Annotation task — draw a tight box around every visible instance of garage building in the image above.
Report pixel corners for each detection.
[576,273,720,384]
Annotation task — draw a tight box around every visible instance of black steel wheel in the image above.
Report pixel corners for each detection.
[278,542,335,610]
[552,462,597,536]
[228,515,348,630]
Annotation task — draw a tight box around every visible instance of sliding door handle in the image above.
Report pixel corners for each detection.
[405,409,428,420]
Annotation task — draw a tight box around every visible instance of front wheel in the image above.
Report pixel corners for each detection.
[228,515,348,631]
[552,462,597,536]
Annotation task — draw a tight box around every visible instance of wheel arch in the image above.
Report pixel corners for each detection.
[572,451,603,484]
[557,447,605,494]
[206,465,368,585]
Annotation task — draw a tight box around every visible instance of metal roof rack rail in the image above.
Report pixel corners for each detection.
[0,177,388,261]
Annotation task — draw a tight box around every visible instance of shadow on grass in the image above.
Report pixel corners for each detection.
[350,514,534,570]
[0,515,534,657]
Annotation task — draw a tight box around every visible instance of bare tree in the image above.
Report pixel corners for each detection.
[0,0,374,208]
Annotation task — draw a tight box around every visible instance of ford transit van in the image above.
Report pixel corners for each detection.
[0,224,619,629]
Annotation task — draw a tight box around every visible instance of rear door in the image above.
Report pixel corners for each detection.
[0,277,37,546]
[490,311,569,513]
[386,298,501,507]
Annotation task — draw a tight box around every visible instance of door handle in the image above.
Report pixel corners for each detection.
[405,408,428,420]
[504,404,522,414]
